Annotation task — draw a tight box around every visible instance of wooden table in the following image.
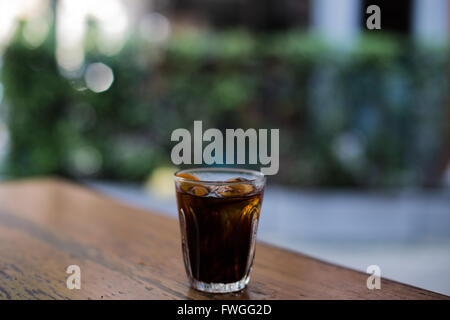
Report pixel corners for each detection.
[0,178,447,300]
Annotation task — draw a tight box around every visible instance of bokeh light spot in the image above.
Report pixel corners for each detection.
[84,62,114,93]
[140,12,171,44]
[68,145,102,176]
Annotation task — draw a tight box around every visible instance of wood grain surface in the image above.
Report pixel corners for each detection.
[0,178,447,300]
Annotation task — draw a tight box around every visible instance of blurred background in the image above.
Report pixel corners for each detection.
[0,0,449,295]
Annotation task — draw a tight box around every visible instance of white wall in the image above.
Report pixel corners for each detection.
[311,0,361,47]
[413,0,449,44]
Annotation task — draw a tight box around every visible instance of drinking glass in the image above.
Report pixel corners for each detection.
[174,168,265,293]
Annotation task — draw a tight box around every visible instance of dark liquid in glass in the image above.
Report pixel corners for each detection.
[176,187,263,284]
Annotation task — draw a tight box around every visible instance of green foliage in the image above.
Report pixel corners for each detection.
[1,27,448,187]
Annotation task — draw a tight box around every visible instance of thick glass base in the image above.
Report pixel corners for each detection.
[190,275,250,293]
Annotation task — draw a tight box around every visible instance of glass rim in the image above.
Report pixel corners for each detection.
[174,167,266,186]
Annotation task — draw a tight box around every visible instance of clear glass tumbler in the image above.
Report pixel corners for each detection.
[174,168,265,293]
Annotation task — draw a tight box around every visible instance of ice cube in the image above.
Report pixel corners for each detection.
[190,186,209,197]
[176,173,199,181]
[213,180,254,197]
[176,173,201,193]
